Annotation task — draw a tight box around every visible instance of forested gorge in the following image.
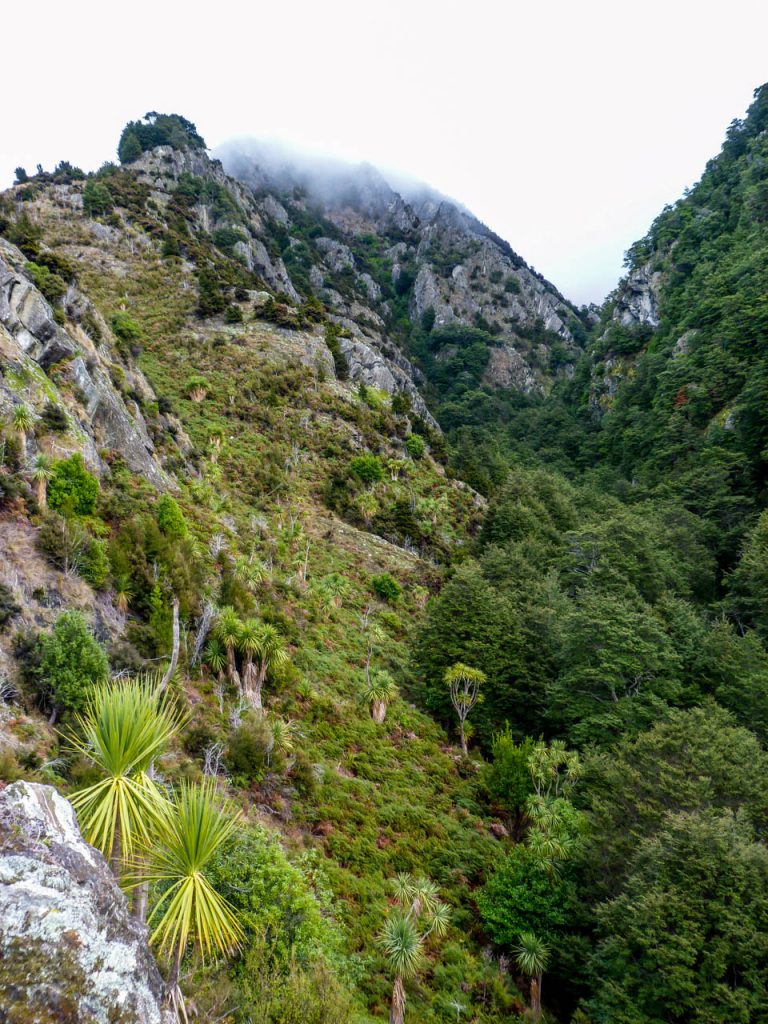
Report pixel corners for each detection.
[1,88,768,1023]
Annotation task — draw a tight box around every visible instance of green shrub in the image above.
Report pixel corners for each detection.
[111,311,142,344]
[208,825,343,969]
[117,113,206,163]
[478,845,574,946]
[213,226,246,255]
[405,434,426,460]
[371,573,402,603]
[40,402,69,433]
[81,538,110,589]
[225,304,244,324]
[36,610,109,720]
[323,322,349,380]
[82,180,114,216]
[25,261,67,304]
[48,453,99,516]
[349,453,384,485]
[0,584,20,629]
[156,494,188,538]
[235,947,353,1024]
[227,714,277,783]
[197,268,227,317]
[391,392,412,416]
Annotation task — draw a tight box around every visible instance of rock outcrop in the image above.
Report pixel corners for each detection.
[612,264,662,328]
[216,144,583,399]
[0,780,171,1024]
[0,240,168,487]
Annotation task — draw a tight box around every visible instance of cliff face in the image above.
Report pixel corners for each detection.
[219,145,585,397]
[0,237,169,487]
[0,781,171,1024]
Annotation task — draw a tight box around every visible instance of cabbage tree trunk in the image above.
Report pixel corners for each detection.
[390,974,406,1024]
[371,699,387,724]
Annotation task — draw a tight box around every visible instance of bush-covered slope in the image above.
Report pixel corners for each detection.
[0,120,520,1023]
[3,91,768,1024]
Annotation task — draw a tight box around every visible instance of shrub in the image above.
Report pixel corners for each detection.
[117,113,206,163]
[405,434,426,460]
[156,494,188,538]
[371,573,402,603]
[40,402,69,433]
[224,304,243,324]
[82,180,114,216]
[213,227,246,255]
[81,538,110,589]
[207,825,343,969]
[36,510,89,573]
[349,453,384,485]
[391,392,412,416]
[0,583,20,629]
[197,268,227,317]
[110,311,142,342]
[36,610,109,720]
[25,261,67,304]
[47,453,99,516]
[323,322,349,380]
[186,375,209,401]
[227,714,277,783]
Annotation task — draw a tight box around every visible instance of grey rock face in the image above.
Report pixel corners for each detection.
[217,144,581,399]
[614,265,661,328]
[484,344,540,395]
[0,781,171,1024]
[0,245,75,367]
[0,240,167,488]
[338,334,437,428]
[315,237,355,272]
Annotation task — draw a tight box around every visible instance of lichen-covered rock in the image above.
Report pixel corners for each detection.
[0,781,171,1024]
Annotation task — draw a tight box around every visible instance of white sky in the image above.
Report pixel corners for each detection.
[2,0,767,305]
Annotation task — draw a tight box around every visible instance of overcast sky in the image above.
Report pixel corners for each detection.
[3,0,767,304]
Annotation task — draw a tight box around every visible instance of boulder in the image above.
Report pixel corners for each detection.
[0,781,171,1024]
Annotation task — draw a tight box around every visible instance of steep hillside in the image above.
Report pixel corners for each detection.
[0,115,516,1023]
[574,82,768,563]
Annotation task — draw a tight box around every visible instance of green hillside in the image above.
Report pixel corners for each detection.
[2,91,768,1023]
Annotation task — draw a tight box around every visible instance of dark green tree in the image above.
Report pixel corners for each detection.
[37,610,109,722]
[584,812,768,1024]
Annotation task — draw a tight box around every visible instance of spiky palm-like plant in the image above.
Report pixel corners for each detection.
[362,670,398,723]
[444,663,486,755]
[233,555,265,589]
[213,606,242,691]
[381,874,451,1024]
[237,616,262,700]
[269,716,297,759]
[69,677,184,873]
[114,573,134,614]
[12,404,34,453]
[243,622,287,712]
[204,636,227,679]
[141,780,244,1013]
[380,912,424,1024]
[313,572,349,612]
[514,932,550,1020]
[31,453,53,509]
